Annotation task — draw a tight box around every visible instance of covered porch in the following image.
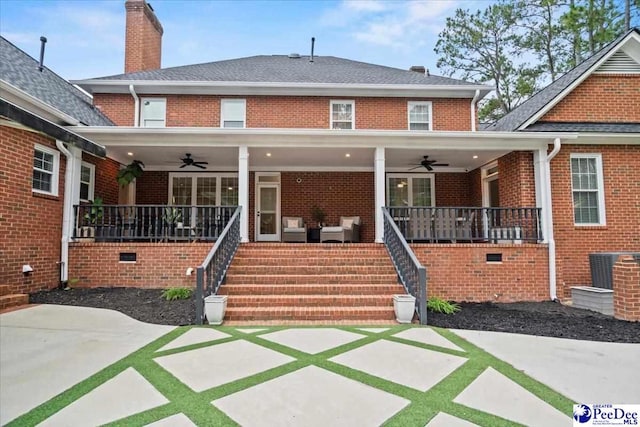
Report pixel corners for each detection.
[70,127,569,245]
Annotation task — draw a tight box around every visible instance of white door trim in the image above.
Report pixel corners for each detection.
[255,172,281,241]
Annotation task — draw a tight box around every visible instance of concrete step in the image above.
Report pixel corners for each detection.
[219,283,403,296]
[224,306,396,321]
[225,274,398,285]
[226,294,394,308]
[227,265,396,275]
[0,294,29,310]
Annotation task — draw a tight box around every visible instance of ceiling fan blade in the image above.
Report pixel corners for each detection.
[408,165,422,171]
[194,161,209,165]
[179,163,187,168]
[194,163,206,169]
[426,165,433,171]
[432,163,449,167]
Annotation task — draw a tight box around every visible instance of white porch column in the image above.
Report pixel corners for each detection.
[238,145,250,243]
[374,147,385,243]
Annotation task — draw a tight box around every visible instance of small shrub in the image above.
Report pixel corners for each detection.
[162,287,192,301]
[427,297,461,314]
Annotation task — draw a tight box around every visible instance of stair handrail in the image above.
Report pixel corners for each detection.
[195,206,242,325]
[382,207,428,325]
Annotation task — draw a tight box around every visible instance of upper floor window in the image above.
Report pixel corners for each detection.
[408,101,432,130]
[330,100,354,129]
[570,153,606,225]
[140,98,166,127]
[32,144,59,196]
[80,162,95,202]
[221,99,246,128]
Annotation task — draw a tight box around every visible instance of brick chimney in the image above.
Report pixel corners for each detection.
[124,0,163,73]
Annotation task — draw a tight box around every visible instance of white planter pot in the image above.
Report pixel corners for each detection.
[204,295,228,325]
[393,294,416,324]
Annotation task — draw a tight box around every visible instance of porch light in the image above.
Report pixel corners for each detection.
[127,152,133,156]
[473,155,478,159]
[266,152,272,157]
[345,153,351,157]
[397,183,404,188]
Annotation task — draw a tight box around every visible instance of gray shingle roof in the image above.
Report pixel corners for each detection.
[0,37,113,126]
[90,55,480,86]
[527,122,640,133]
[488,28,640,132]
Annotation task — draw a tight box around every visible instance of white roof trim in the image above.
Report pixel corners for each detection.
[72,79,494,99]
[518,31,640,130]
[0,80,80,125]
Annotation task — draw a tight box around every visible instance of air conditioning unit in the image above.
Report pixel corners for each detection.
[589,252,640,290]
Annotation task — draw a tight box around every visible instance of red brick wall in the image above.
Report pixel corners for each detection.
[93,94,472,131]
[541,75,640,123]
[412,243,550,301]
[125,0,162,73]
[136,171,169,204]
[498,152,536,207]
[0,126,65,293]
[551,145,640,299]
[613,255,640,322]
[82,153,121,204]
[435,173,471,206]
[68,242,210,288]
[93,94,134,126]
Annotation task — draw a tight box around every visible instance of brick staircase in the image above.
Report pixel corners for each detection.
[220,243,404,322]
[0,285,29,311]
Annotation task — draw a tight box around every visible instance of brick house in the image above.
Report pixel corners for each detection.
[1,0,637,321]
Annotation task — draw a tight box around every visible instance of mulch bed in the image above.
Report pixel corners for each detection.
[29,288,640,343]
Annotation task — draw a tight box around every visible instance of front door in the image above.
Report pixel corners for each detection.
[255,173,280,241]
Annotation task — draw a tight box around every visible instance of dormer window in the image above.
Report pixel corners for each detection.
[140,98,166,127]
[408,101,432,130]
[330,100,354,129]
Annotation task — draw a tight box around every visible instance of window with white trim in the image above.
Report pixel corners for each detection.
[386,174,435,206]
[330,100,354,129]
[570,154,606,225]
[408,101,432,130]
[169,173,239,206]
[79,162,95,202]
[221,99,246,128]
[32,144,59,196]
[140,98,166,127]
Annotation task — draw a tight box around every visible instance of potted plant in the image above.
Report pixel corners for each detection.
[163,206,183,236]
[116,160,145,187]
[311,205,326,227]
[393,294,416,324]
[78,197,103,240]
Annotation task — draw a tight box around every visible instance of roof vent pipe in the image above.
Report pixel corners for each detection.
[38,36,47,72]
[310,37,315,63]
[409,65,425,74]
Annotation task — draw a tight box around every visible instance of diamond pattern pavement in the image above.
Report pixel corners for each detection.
[14,325,574,427]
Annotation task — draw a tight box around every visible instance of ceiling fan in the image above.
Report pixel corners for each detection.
[180,153,208,169]
[409,155,449,171]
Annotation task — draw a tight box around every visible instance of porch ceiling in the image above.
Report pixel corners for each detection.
[108,145,510,172]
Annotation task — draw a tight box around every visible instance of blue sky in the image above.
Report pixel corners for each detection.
[0,0,488,80]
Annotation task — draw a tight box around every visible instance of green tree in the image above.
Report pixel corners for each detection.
[435,4,541,122]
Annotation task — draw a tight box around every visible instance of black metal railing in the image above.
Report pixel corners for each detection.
[72,204,237,242]
[383,208,427,325]
[386,206,542,243]
[195,206,242,325]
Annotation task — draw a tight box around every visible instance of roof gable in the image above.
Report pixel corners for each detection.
[489,28,640,132]
[0,37,113,126]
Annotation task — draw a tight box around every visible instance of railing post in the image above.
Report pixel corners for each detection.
[195,266,204,325]
[418,267,427,325]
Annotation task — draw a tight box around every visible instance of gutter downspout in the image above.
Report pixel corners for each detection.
[129,84,139,127]
[56,140,75,284]
[545,137,561,301]
[470,89,480,131]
